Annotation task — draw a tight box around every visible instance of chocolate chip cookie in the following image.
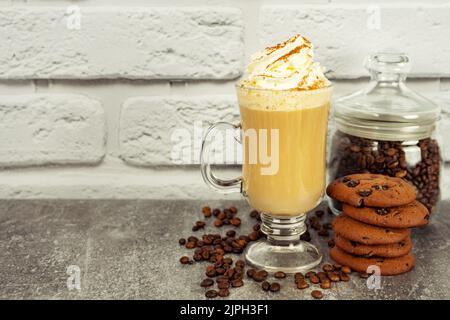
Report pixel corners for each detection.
[330,246,415,276]
[342,200,429,229]
[326,174,416,207]
[332,214,410,245]
[334,233,412,258]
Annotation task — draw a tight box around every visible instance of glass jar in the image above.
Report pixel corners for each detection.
[328,53,442,215]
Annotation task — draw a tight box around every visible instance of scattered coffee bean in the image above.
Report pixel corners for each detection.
[305,271,316,279]
[223,257,233,265]
[218,288,230,297]
[231,279,244,288]
[300,232,312,242]
[247,269,256,278]
[310,274,320,284]
[205,290,218,299]
[333,264,342,270]
[341,266,352,274]
[253,270,268,282]
[274,271,286,279]
[229,206,238,214]
[261,281,270,291]
[327,271,340,282]
[212,209,221,217]
[202,206,212,218]
[294,272,304,281]
[200,279,214,287]
[250,210,259,219]
[320,279,332,289]
[185,241,196,249]
[178,238,186,245]
[339,272,350,282]
[296,279,309,289]
[214,219,223,227]
[230,218,241,227]
[218,281,230,289]
[179,256,191,265]
[236,260,245,268]
[226,230,236,237]
[311,290,323,299]
[322,264,334,272]
[269,282,281,292]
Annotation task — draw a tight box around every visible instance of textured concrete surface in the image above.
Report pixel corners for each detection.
[0,199,449,300]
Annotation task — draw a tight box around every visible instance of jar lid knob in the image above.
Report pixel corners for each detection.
[364,53,411,74]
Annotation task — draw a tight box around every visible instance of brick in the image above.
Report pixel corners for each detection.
[260,4,450,78]
[119,96,239,166]
[0,7,244,80]
[0,94,105,167]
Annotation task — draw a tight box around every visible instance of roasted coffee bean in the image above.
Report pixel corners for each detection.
[253,223,261,231]
[214,219,223,227]
[320,279,332,289]
[205,290,218,299]
[318,229,329,237]
[253,271,268,282]
[294,272,305,281]
[305,271,316,279]
[223,257,233,265]
[236,260,245,268]
[231,279,244,288]
[315,210,325,218]
[296,279,309,289]
[192,225,200,231]
[327,272,340,282]
[322,264,334,272]
[310,274,320,284]
[200,278,214,287]
[328,239,335,248]
[247,269,256,278]
[216,268,226,275]
[226,230,236,237]
[206,268,217,278]
[269,282,281,292]
[185,242,196,249]
[333,264,342,270]
[178,238,186,245]
[341,266,352,274]
[218,281,230,289]
[187,236,198,242]
[311,290,323,299]
[217,212,226,220]
[202,206,212,217]
[212,209,221,217]
[218,288,230,297]
[230,218,241,227]
[261,281,270,291]
[339,272,350,282]
[179,256,191,265]
[274,271,286,279]
[193,253,202,261]
[317,272,327,281]
[229,206,238,214]
[250,210,259,219]
[330,132,440,213]
[248,231,259,241]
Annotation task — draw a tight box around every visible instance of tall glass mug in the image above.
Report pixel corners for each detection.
[200,84,332,272]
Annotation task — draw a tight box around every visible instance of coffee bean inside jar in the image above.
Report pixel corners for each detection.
[328,53,442,216]
[328,131,441,213]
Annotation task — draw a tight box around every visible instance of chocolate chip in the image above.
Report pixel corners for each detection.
[375,208,391,215]
[358,189,372,197]
[346,180,360,187]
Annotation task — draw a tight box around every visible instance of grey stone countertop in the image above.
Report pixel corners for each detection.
[0,199,449,300]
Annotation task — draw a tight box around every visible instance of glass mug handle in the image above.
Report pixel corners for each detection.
[200,121,242,194]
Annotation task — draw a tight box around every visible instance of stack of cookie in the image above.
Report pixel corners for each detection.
[326,174,429,276]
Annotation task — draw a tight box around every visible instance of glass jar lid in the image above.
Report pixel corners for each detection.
[334,53,440,141]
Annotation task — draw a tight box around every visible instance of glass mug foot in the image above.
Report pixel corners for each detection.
[244,213,322,273]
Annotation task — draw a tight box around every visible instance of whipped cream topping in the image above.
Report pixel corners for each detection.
[240,34,330,90]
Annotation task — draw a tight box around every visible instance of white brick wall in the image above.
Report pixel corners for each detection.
[0,0,449,199]
[0,94,105,167]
